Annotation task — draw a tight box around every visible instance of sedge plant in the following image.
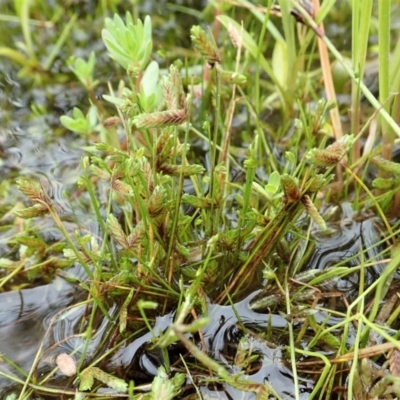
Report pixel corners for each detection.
[2,3,400,399]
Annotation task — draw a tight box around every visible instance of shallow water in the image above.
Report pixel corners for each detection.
[0,265,86,392]
[1,2,399,399]
[307,202,397,295]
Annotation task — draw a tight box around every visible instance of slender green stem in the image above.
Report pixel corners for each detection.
[294,3,400,138]
[43,13,78,71]
[379,0,393,163]
[351,0,372,161]
[285,279,299,400]
[255,1,272,115]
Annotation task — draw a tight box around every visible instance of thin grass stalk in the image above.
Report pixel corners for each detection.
[174,327,283,398]
[278,0,297,100]
[43,13,78,71]
[325,366,338,400]
[255,1,272,115]
[295,349,331,400]
[219,22,243,185]
[231,0,284,42]
[389,39,400,123]
[347,260,365,399]
[379,1,400,216]
[343,165,393,236]
[312,0,343,186]
[216,202,302,303]
[350,0,360,160]
[365,244,400,331]
[0,260,25,289]
[17,0,35,60]
[41,200,95,280]
[81,172,107,235]
[217,15,290,110]
[0,371,25,386]
[293,4,400,139]
[317,313,400,363]
[285,279,300,400]
[209,67,221,236]
[76,302,98,372]
[379,0,393,164]
[166,121,191,286]
[350,0,373,162]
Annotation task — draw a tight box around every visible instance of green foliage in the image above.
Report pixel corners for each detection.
[149,367,185,400]
[79,367,128,392]
[138,61,163,112]
[102,13,152,76]
[67,51,99,91]
[60,106,98,135]
[3,2,400,399]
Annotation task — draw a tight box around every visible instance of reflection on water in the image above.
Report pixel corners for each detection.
[0,202,394,397]
[0,3,396,396]
[307,202,395,295]
[0,266,83,392]
[109,292,312,399]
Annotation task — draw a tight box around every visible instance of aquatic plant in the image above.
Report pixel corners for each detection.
[1,1,400,399]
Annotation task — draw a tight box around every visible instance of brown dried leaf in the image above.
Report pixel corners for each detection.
[390,349,400,376]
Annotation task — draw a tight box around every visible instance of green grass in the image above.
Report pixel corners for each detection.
[1,0,400,399]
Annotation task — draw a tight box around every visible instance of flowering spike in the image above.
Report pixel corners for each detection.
[371,156,400,176]
[107,214,129,249]
[306,134,354,167]
[302,195,326,230]
[281,174,301,203]
[133,109,188,129]
[190,26,220,66]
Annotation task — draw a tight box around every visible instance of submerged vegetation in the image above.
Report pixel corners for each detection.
[1,0,400,399]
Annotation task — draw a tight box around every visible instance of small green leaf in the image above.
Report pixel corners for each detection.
[137,300,158,310]
[79,368,95,391]
[308,316,340,349]
[372,177,397,190]
[218,67,247,85]
[60,106,98,135]
[272,39,288,88]
[371,156,400,176]
[79,367,128,392]
[285,151,297,164]
[139,61,163,112]
[265,171,281,194]
[150,367,185,400]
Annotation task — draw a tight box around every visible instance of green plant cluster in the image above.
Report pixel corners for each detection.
[1,2,400,399]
